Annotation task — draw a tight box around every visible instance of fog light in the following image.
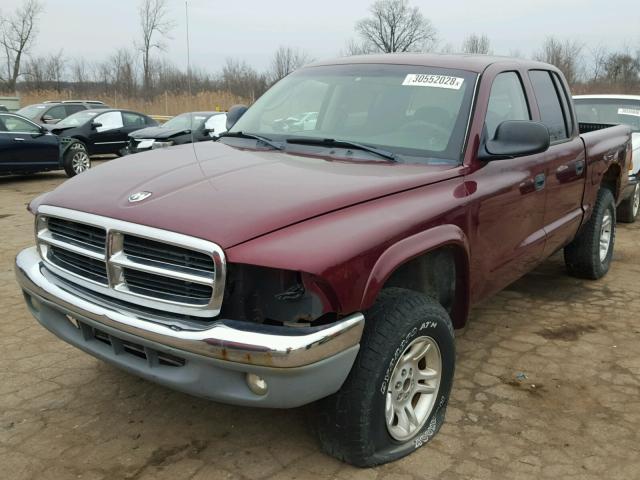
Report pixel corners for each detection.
[246,373,268,396]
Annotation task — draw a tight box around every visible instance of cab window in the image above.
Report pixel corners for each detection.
[485,72,530,139]
[529,70,569,142]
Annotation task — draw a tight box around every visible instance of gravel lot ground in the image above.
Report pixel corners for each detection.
[1,164,639,480]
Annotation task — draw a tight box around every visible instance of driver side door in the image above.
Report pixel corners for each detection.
[89,111,125,154]
[467,71,550,300]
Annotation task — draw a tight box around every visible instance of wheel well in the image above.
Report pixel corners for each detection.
[382,246,469,329]
[601,164,621,202]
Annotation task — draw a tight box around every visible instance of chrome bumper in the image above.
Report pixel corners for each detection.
[15,246,364,368]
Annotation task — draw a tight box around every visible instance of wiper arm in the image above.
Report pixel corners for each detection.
[285,137,398,162]
[218,131,284,150]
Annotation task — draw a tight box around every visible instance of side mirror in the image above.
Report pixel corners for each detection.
[42,114,55,123]
[91,122,103,130]
[479,120,550,161]
[226,104,248,131]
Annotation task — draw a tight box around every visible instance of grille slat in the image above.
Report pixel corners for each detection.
[123,267,213,303]
[123,236,214,272]
[48,246,108,284]
[47,217,106,252]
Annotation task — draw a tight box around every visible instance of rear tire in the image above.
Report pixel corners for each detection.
[315,288,455,467]
[564,188,616,279]
[63,142,91,177]
[617,182,639,223]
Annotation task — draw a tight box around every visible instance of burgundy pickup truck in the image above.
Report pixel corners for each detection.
[16,54,632,466]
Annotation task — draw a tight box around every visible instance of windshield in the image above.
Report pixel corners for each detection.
[228,64,477,163]
[56,110,98,128]
[575,98,640,132]
[16,104,47,120]
[163,112,211,130]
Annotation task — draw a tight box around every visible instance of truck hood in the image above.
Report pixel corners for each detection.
[130,126,190,140]
[37,141,460,248]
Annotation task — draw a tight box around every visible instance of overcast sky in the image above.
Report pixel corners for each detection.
[2,0,639,73]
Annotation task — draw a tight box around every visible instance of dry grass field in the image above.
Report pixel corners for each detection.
[15,89,250,116]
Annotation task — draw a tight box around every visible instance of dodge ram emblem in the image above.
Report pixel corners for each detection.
[128,191,152,203]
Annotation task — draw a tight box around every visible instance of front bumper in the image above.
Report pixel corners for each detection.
[15,247,364,407]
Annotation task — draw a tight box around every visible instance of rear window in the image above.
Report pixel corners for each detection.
[529,70,569,142]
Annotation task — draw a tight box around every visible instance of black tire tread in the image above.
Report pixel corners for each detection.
[564,188,615,279]
[316,288,453,467]
[617,184,638,224]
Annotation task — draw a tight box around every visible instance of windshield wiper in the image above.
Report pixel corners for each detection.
[218,131,284,150]
[285,137,398,162]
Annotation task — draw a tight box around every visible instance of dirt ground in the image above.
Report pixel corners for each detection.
[1,165,639,480]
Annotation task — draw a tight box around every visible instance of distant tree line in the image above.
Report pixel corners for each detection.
[1,0,639,105]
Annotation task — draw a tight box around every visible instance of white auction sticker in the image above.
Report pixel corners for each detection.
[402,74,464,90]
[618,107,640,117]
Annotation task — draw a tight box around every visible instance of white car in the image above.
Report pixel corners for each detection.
[574,95,640,222]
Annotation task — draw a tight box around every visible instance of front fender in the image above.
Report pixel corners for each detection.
[360,224,471,328]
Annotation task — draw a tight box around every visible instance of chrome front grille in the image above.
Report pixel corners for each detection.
[36,205,225,318]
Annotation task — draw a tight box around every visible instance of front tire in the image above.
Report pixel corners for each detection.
[315,288,455,467]
[617,182,639,223]
[63,142,91,177]
[564,188,616,279]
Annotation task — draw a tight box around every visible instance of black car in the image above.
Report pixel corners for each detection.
[45,109,158,156]
[128,111,227,153]
[0,112,90,177]
[16,100,109,125]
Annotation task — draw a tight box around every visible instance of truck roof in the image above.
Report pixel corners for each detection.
[573,94,640,101]
[308,53,553,73]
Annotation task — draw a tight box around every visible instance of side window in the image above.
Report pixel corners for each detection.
[551,72,574,136]
[122,112,146,128]
[205,114,227,134]
[485,72,530,139]
[95,111,123,132]
[45,105,67,121]
[529,70,568,142]
[65,104,85,116]
[3,115,41,133]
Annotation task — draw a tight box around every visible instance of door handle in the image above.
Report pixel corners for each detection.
[13,137,25,141]
[575,160,585,176]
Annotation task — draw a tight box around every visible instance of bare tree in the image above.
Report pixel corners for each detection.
[269,46,311,83]
[589,45,608,82]
[355,0,437,53]
[138,0,174,94]
[220,58,268,102]
[0,0,43,91]
[534,37,584,85]
[342,38,378,56]
[603,51,640,91]
[462,33,491,54]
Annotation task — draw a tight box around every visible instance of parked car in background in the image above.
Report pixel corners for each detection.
[44,109,158,156]
[128,111,227,153]
[574,94,640,222]
[0,105,8,112]
[0,112,90,177]
[16,100,109,125]
[15,54,632,467]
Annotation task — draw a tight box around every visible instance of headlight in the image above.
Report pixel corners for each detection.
[151,140,174,149]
